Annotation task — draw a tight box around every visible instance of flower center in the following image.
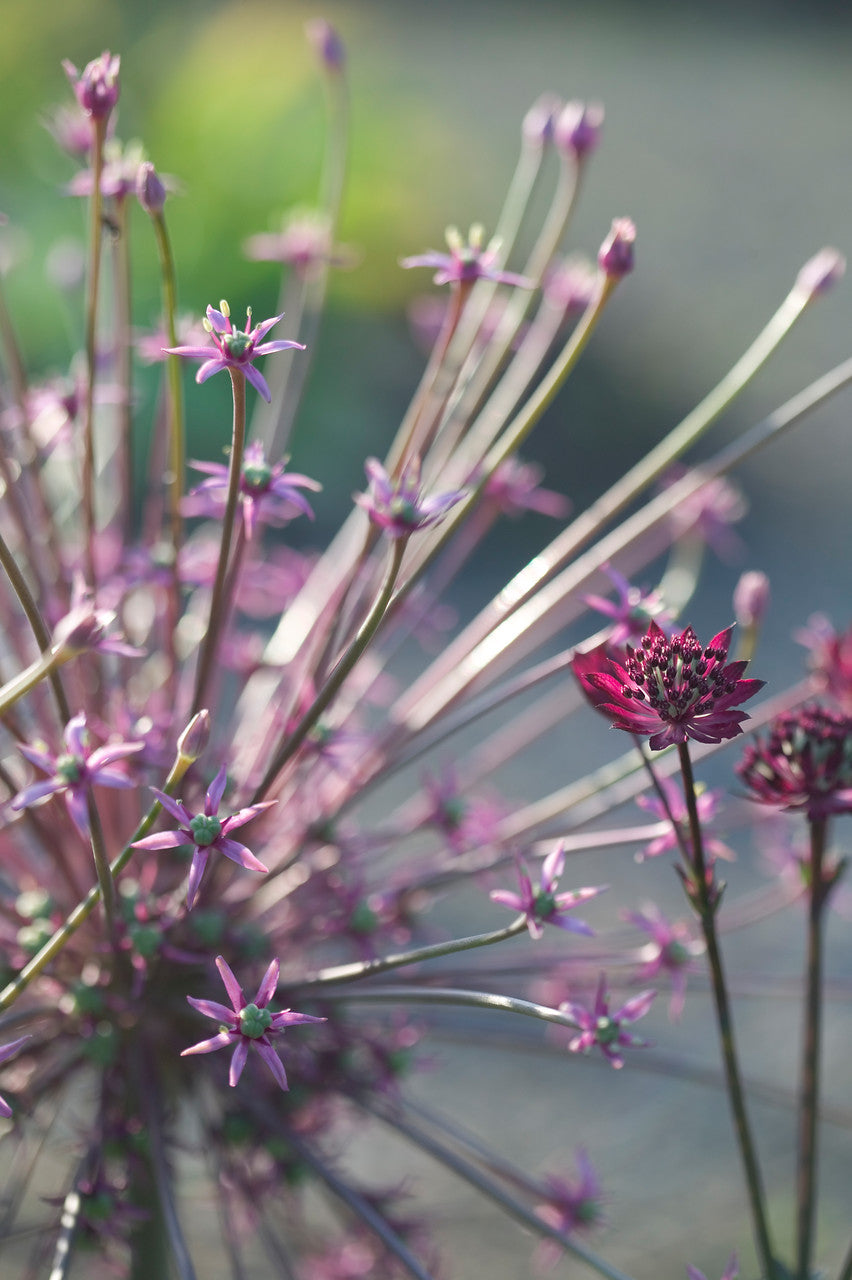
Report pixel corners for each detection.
[189,814,222,846]
[594,1015,619,1046]
[241,460,273,493]
[222,330,253,359]
[239,1002,273,1039]
[56,753,83,784]
[534,890,557,919]
[624,627,733,723]
[389,496,419,526]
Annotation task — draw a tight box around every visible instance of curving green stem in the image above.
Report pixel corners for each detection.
[191,368,246,715]
[81,116,108,591]
[0,527,71,724]
[677,741,777,1280]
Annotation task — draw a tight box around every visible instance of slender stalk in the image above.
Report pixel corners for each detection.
[111,197,134,544]
[191,367,246,714]
[677,741,777,1280]
[313,983,584,1033]
[85,790,115,934]
[0,528,71,724]
[294,915,527,989]
[0,746,195,1011]
[837,1236,852,1280]
[81,116,107,591]
[253,536,407,801]
[796,816,828,1280]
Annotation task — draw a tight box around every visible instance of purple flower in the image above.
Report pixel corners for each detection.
[736,705,852,821]
[687,1253,738,1280]
[51,577,140,659]
[482,459,570,520]
[305,19,346,72]
[181,955,324,1090]
[0,1036,29,1118]
[490,843,606,940]
[597,218,635,278]
[62,51,120,120]
[560,975,655,1069]
[167,300,305,402]
[663,467,748,561]
[634,777,734,864]
[422,767,505,856]
[401,224,532,289]
[795,613,852,713]
[795,247,845,301]
[355,457,465,539]
[554,100,604,158]
[733,570,770,630]
[183,441,321,540]
[522,93,562,149]
[244,209,355,278]
[623,903,704,1020]
[583,564,673,645]
[132,766,276,909]
[543,255,598,317]
[12,713,144,837]
[535,1148,606,1267]
[137,161,167,215]
[573,621,764,752]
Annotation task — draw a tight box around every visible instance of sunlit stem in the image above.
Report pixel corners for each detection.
[677,741,777,1280]
[295,915,527,989]
[81,116,108,591]
[253,535,407,801]
[111,197,134,543]
[0,528,71,723]
[85,790,115,934]
[796,815,828,1280]
[191,368,246,715]
[314,983,584,1033]
[0,747,196,1012]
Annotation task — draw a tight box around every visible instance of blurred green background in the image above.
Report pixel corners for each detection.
[1,1,852,1276]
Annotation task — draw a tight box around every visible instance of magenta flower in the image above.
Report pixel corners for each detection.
[583,564,672,645]
[181,955,324,1090]
[554,100,604,158]
[51,577,140,659]
[422,767,505,856]
[573,621,764,751]
[664,467,747,561]
[490,843,605,940]
[356,457,465,539]
[559,974,655,1068]
[795,613,852,712]
[482,458,570,520]
[623,903,704,1020]
[535,1148,606,1268]
[401,224,531,288]
[687,1253,738,1280]
[0,1036,29,1118]
[243,209,355,277]
[62,51,120,120]
[12,712,143,837]
[167,300,305,402]
[634,776,734,864]
[736,705,852,821]
[133,766,275,909]
[183,441,321,540]
[597,218,635,278]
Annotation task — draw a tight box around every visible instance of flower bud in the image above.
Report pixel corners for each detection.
[795,247,846,302]
[555,101,604,159]
[733,571,770,629]
[62,51,120,121]
[523,93,562,149]
[598,218,635,278]
[177,711,211,763]
[305,20,345,72]
[137,161,167,215]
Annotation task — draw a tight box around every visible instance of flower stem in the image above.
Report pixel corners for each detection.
[191,367,246,714]
[0,528,71,723]
[81,116,107,591]
[837,1235,852,1280]
[85,790,115,934]
[677,741,777,1280]
[796,815,828,1280]
[313,983,584,1033]
[253,535,407,801]
[295,915,528,989]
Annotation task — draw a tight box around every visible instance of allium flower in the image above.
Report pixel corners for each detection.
[401,224,532,288]
[182,955,325,1090]
[554,100,604,158]
[12,712,144,836]
[736,705,852,821]
[522,92,562,148]
[50,577,139,658]
[583,564,672,645]
[733,570,771,630]
[355,457,465,538]
[62,51,120,120]
[183,441,321,539]
[635,776,734,863]
[543,254,598,317]
[664,467,748,560]
[482,458,570,520]
[535,1148,606,1268]
[132,766,275,908]
[597,217,635,278]
[560,975,656,1068]
[167,300,305,401]
[573,621,764,751]
[687,1252,739,1280]
[0,1036,29,1118]
[623,903,704,1020]
[490,843,606,940]
[244,209,355,276]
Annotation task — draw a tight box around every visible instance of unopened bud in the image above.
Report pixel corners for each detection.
[62,51,120,121]
[306,20,345,72]
[598,217,635,278]
[733,571,770,629]
[523,93,562,148]
[795,247,846,302]
[555,100,604,159]
[137,161,167,215]
[177,711,211,763]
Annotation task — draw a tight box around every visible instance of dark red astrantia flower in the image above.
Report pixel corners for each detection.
[736,704,852,821]
[572,621,763,751]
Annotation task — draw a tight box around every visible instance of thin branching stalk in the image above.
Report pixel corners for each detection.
[796,815,828,1280]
